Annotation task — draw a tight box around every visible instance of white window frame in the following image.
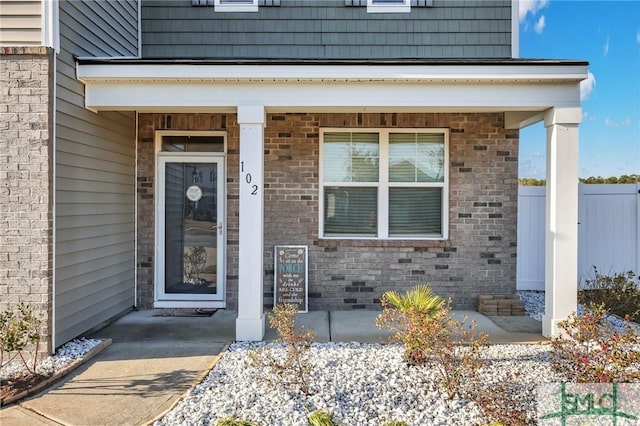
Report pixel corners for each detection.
[367,0,411,13]
[215,0,258,12]
[319,128,449,241]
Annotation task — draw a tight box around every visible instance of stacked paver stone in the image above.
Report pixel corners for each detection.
[477,294,525,316]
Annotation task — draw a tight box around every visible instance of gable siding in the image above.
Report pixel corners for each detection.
[142,0,511,59]
[55,0,139,346]
[0,0,42,46]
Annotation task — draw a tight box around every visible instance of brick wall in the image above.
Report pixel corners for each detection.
[264,113,518,310]
[0,47,54,354]
[137,112,517,311]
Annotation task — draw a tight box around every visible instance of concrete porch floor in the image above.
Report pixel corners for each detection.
[95,308,546,345]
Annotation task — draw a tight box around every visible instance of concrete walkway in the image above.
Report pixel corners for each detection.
[1,309,545,426]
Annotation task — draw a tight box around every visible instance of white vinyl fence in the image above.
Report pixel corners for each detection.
[517,183,640,290]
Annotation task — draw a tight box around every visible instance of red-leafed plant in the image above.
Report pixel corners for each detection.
[249,303,316,395]
[550,304,640,383]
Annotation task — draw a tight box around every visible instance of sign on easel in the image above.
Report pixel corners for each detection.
[274,245,308,313]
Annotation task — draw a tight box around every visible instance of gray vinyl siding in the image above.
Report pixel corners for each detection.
[142,0,511,59]
[55,1,139,346]
[0,0,42,46]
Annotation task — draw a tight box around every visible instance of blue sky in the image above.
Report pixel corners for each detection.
[518,0,640,179]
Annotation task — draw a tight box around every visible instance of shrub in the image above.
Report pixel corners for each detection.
[381,284,446,314]
[550,305,640,383]
[377,285,488,398]
[0,303,42,374]
[423,308,488,399]
[578,268,640,321]
[307,410,339,426]
[249,304,316,395]
[472,378,531,425]
[216,415,260,426]
[375,284,445,365]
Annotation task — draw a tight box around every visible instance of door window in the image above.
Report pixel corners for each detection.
[164,162,219,296]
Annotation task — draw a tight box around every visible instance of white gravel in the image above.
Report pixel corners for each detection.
[155,342,560,426]
[517,290,640,333]
[1,338,103,381]
[516,290,545,321]
[154,292,639,426]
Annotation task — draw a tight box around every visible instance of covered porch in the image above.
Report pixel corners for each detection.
[76,58,588,339]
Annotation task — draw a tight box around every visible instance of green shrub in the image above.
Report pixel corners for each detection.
[377,285,488,398]
[249,303,316,395]
[0,303,42,374]
[307,410,339,426]
[376,284,445,365]
[578,268,640,321]
[216,415,260,426]
[381,284,446,314]
[550,305,640,383]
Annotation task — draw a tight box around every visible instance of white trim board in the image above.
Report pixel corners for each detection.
[80,81,583,113]
[76,62,587,114]
[77,63,587,83]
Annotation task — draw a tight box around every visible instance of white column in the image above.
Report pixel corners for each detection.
[236,106,266,341]
[542,107,581,337]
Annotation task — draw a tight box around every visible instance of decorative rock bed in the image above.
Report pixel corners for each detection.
[154,291,574,426]
[0,338,108,406]
[154,341,560,426]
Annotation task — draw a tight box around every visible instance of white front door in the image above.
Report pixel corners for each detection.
[155,154,225,308]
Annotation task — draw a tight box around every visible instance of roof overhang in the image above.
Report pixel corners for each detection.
[75,59,588,125]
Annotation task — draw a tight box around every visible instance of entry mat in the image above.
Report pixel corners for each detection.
[153,308,217,317]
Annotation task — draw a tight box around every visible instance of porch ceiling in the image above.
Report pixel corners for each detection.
[76,60,588,123]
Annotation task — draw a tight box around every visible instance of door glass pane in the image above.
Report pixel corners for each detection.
[165,162,218,294]
[324,186,377,236]
[162,135,224,153]
[389,187,442,236]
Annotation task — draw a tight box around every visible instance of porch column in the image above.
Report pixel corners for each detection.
[542,107,581,337]
[236,106,266,341]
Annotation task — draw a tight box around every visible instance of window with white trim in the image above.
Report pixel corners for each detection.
[215,0,258,12]
[193,0,266,12]
[320,129,449,240]
[345,0,432,12]
[368,0,410,13]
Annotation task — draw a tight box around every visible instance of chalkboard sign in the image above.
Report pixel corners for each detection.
[274,245,308,313]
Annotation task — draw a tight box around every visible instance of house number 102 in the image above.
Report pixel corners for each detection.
[241,161,259,196]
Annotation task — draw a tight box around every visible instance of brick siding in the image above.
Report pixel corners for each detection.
[0,47,54,355]
[137,112,518,311]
